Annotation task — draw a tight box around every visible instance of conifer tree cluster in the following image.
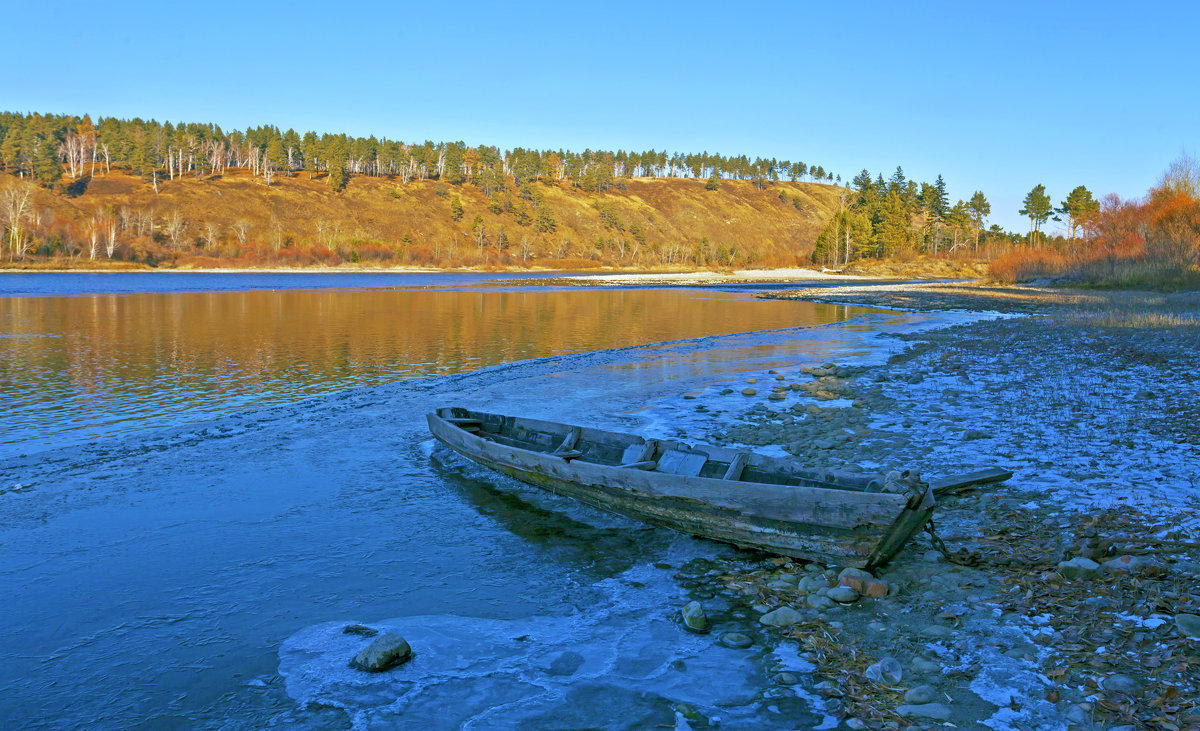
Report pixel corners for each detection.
[0,111,837,191]
[812,167,999,266]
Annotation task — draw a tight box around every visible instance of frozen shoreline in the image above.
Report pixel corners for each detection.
[707,282,1200,729]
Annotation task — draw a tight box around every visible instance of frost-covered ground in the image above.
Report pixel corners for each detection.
[699,283,1200,730]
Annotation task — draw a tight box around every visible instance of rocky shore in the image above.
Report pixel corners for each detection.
[670,283,1200,730]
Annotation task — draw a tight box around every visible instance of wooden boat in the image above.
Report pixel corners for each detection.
[427,407,936,570]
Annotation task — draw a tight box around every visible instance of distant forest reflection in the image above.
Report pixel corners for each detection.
[0,287,864,453]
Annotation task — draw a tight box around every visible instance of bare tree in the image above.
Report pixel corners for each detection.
[315,219,339,251]
[268,216,284,252]
[202,222,220,250]
[163,210,186,250]
[1,182,34,260]
[232,219,250,246]
[104,218,119,258]
[87,215,101,260]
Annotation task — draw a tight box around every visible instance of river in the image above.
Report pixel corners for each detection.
[0,272,947,729]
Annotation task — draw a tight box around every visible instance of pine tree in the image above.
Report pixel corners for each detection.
[967,191,991,250]
[1058,186,1098,245]
[1019,184,1053,247]
[705,172,720,191]
[449,194,464,221]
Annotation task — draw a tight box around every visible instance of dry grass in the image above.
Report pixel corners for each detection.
[2,170,845,270]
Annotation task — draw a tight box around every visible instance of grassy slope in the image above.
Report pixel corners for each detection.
[4,170,846,269]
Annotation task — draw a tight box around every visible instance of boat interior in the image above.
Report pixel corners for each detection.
[435,407,888,492]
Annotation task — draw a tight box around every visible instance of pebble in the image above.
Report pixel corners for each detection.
[922,550,945,563]
[911,657,941,674]
[896,702,952,720]
[681,601,708,633]
[865,656,903,684]
[845,719,867,730]
[1175,613,1200,638]
[742,388,757,396]
[342,624,378,637]
[760,606,805,626]
[350,633,412,672]
[718,631,754,649]
[903,685,937,705]
[827,586,860,604]
[776,672,800,685]
[962,428,990,441]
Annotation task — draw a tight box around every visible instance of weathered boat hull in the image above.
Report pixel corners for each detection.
[427,408,934,570]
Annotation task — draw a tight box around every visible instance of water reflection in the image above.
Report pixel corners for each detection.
[0,287,866,455]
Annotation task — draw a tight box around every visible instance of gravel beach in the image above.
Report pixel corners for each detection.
[676,282,1200,730]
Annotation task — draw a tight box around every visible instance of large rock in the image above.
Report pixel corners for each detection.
[896,703,952,720]
[1056,557,1101,579]
[865,656,903,684]
[1175,613,1200,639]
[760,606,805,626]
[350,633,412,672]
[681,601,709,633]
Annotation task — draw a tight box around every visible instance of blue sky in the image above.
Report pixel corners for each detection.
[4,1,1197,231]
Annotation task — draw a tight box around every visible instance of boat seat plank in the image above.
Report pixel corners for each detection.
[656,449,708,477]
[723,453,749,481]
[446,417,482,425]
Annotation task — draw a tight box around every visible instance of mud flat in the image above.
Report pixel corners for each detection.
[686,282,1200,729]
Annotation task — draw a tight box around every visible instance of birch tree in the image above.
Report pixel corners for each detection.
[1,181,33,260]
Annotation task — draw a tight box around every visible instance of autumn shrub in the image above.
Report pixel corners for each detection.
[538,257,606,270]
[988,247,1069,283]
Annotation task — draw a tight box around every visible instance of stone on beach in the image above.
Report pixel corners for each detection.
[350,633,412,672]
[719,631,754,649]
[759,606,805,626]
[342,624,378,637]
[896,702,952,720]
[827,586,860,603]
[1175,613,1200,639]
[1056,557,1101,579]
[1100,674,1143,694]
[680,601,709,633]
[741,388,757,396]
[903,685,937,705]
[1102,554,1151,574]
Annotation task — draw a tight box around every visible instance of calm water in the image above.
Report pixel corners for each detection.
[0,273,941,729]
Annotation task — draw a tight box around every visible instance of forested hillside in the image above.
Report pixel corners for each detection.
[0,111,847,269]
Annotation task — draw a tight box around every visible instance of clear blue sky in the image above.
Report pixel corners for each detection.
[4,1,1197,231]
